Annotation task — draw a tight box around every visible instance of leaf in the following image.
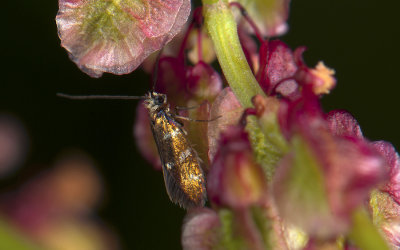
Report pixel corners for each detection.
[56,0,191,77]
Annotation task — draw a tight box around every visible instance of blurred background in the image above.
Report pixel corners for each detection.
[2,0,400,249]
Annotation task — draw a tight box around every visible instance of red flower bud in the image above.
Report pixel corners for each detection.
[207,126,267,209]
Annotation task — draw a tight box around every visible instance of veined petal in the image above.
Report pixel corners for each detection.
[56,0,190,77]
[373,141,400,205]
[326,110,363,139]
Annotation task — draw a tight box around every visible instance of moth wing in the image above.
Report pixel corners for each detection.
[150,113,206,209]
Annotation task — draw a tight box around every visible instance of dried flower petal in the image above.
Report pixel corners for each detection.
[56,0,190,77]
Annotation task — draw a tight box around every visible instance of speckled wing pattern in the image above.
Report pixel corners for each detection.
[149,110,206,209]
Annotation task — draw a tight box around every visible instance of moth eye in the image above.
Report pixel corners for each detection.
[156,96,164,104]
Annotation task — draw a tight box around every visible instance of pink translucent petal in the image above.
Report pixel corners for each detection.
[276,91,388,234]
[265,42,296,82]
[187,62,223,103]
[257,40,297,94]
[56,0,191,77]
[322,136,386,219]
[208,88,243,161]
[372,141,400,205]
[293,99,387,219]
[273,150,346,237]
[326,110,363,138]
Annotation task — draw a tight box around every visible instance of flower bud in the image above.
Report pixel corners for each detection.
[207,126,267,209]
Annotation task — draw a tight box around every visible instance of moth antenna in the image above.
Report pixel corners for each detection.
[57,93,145,100]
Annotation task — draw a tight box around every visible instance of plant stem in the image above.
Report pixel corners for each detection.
[202,0,264,108]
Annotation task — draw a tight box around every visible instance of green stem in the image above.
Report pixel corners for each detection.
[202,0,264,108]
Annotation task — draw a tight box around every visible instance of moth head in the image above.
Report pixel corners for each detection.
[152,92,167,105]
[144,92,168,111]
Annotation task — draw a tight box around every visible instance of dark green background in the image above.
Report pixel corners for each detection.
[2,0,400,249]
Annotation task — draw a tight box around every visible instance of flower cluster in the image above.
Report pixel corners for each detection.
[56,0,399,249]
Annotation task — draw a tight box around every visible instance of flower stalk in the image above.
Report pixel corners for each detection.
[202,0,264,108]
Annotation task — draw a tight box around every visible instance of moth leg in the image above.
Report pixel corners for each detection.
[175,104,201,111]
[175,115,221,123]
[174,101,208,114]
[175,119,185,127]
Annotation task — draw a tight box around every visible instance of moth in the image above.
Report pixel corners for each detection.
[57,91,208,209]
[143,91,206,208]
